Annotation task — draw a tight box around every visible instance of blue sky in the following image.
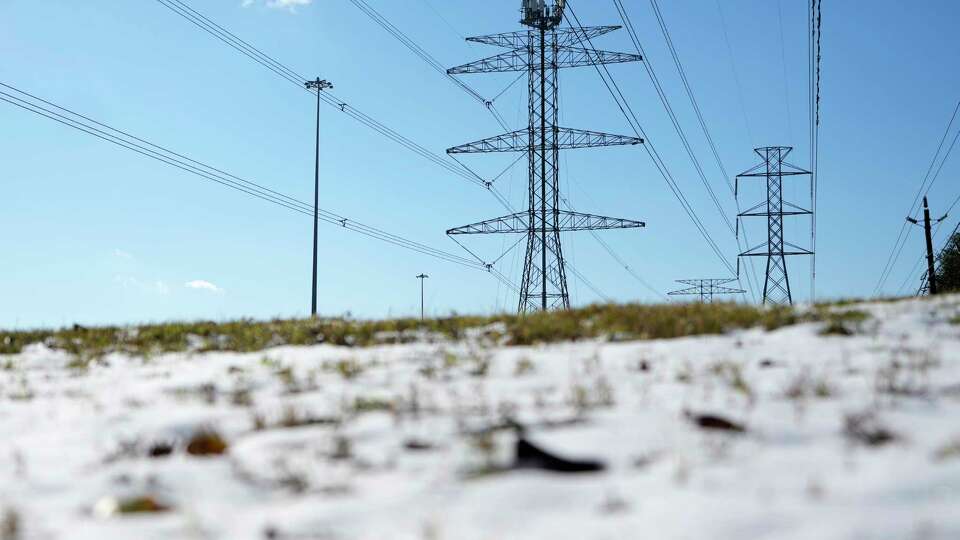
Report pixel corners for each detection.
[1,0,959,328]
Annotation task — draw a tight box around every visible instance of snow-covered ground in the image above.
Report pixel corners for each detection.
[2,297,960,540]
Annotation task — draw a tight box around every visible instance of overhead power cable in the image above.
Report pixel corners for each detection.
[610,0,735,238]
[810,0,821,301]
[0,81,530,283]
[564,1,737,278]
[715,0,755,144]
[345,0,511,132]
[564,263,613,304]
[874,101,960,294]
[618,0,758,302]
[155,0,609,306]
[153,0,510,200]
[347,0,628,304]
[777,0,794,142]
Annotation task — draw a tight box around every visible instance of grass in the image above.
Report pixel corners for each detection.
[0,302,868,361]
[817,309,871,336]
[784,370,835,400]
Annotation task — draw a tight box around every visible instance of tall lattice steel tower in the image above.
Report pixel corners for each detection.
[736,146,813,305]
[446,1,646,313]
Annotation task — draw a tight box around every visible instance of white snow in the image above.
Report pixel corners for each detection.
[2,297,960,539]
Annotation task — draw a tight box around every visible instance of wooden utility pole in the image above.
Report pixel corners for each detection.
[907,196,947,295]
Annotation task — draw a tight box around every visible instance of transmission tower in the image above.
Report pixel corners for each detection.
[736,146,813,306]
[668,279,745,303]
[446,1,645,313]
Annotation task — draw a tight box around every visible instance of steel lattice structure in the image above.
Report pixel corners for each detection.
[667,279,745,303]
[736,146,813,305]
[446,1,645,313]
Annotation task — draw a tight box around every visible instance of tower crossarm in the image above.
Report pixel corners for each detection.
[447,210,644,235]
[738,200,812,218]
[667,286,701,297]
[738,242,813,257]
[447,127,643,154]
[737,159,811,178]
[466,26,621,49]
[737,170,811,178]
[668,278,745,301]
[447,46,641,75]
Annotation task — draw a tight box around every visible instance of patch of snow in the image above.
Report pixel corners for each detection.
[2,296,960,539]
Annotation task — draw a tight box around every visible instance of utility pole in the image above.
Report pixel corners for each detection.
[907,196,947,295]
[416,274,429,321]
[305,77,333,317]
[445,0,646,313]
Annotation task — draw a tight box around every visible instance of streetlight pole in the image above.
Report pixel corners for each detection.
[416,274,429,321]
[304,77,333,317]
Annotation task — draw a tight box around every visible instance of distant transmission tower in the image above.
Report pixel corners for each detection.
[736,146,813,305]
[668,279,745,303]
[446,1,645,313]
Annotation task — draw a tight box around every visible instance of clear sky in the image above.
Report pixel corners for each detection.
[1,0,959,328]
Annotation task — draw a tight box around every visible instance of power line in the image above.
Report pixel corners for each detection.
[808,0,816,302]
[613,0,736,238]
[777,0,794,143]
[419,0,468,42]
[158,0,614,309]
[810,0,821,301]
[564,1,737,277]
[556,87,667,303]
[715,0,755,145]
[345,0,511,131]
[0,81,526,281]
[874,101,960,294]
[153,0,501,195]
[560,193,668,302]
[622,0,759,302]
[443,6,649,313]
[565,263,612,304]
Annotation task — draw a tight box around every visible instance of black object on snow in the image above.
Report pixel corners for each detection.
[685,411,747,433]
[514,436,606,473]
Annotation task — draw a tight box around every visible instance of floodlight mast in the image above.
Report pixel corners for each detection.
[416,273,429,320]
[304,77,333,317]
[446,2,645,314]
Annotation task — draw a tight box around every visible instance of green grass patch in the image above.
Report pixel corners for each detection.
[0,301,863,361]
